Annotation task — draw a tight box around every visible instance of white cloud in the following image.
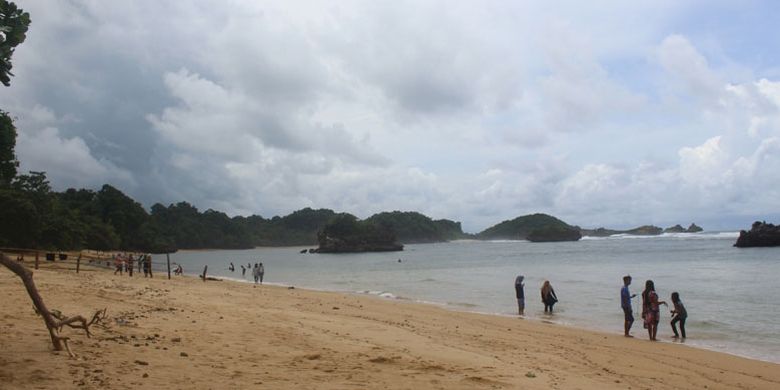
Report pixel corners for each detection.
[17,127,135,189]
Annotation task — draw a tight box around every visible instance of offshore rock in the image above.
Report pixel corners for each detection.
[526,226,582,242]
[687,223,703,233]
[734,221,780,247]
[664,224,686,233]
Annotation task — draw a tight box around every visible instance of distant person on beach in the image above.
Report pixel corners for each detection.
[670,292,687,339]
[113,254,123,275]
[229,262,235,272]
[514,275,525,315]
[127,255,134,277]
[541,280,558,313]
[143,255,153,278]
[641,280,667,341]
[173,263,183,275]
[258,262,265,284]
[252,263,260,284]
[241,265,246,276]
[621,275,637,337]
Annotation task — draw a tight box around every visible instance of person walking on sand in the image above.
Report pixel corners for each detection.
[127,254,134,277]
[621,275,637,337]
[257,262,265,284]
[670,292,688,339]
[641,280,667,341]
[113,254,123,275]
[143,254,153,278]
[514,275,525,316]
[541,280,558,313]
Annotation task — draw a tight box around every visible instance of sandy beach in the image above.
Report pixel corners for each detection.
[1,259,779,390]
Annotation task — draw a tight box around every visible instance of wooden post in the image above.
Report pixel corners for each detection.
[35,252,39,270]
[166,253,171,280]
[201,265,208,282]
[76,254,81,274]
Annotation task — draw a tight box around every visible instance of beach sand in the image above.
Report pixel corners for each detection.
[1,260,778,389]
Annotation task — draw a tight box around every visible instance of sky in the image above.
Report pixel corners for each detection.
[3,0,780,233]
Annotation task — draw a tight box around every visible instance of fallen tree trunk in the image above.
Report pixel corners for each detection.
[0,252,106,357]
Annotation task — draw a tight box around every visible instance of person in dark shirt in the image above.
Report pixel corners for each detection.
[514,275,525,315]
[621,275,637,337]
[541,280,558,313]
[670,292,688,339]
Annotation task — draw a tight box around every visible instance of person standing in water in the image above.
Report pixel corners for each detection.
[257,262,265,284]
[514,275,525,315]
[541,280,558,313]
[670,292,688,339]
[621,275,637,337]
[642,279,667,341]
[252,263,260,284]
[241,264,246,277]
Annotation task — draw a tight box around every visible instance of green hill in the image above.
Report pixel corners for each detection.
[366,211,466,243]
[477,213,581,242]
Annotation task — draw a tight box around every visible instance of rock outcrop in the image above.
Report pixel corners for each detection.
[734,221,780,247]
[687,223,703,233]
[526,226,582,242]
[625,225,663,235]
[664,224,686,233]
[315,235,403,253]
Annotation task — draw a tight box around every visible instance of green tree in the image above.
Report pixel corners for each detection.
[0,110,17,185]
[0,0,31,86]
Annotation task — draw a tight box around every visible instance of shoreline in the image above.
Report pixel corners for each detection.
[191,270,780,365]
[2,263,779,389]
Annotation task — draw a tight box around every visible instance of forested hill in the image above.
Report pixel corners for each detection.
[0,174,466,252]
[366,211,468,243]
[476,213,581,242]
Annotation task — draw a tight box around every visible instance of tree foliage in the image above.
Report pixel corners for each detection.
[0,110,18,186]
[477,213,579,241]
[366,211,466,243]
[0,0,31,86]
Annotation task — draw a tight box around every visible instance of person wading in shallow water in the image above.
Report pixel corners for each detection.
[541,280,558,313]
[642,279,667,341]
[621,275,637,337]
[514,275,525,315]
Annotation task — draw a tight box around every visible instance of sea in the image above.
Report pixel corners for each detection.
[165,232,780,364]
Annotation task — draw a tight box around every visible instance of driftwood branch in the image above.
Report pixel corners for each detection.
[1,252,107,357]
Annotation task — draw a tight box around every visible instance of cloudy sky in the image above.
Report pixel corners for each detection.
[3,1,780,232]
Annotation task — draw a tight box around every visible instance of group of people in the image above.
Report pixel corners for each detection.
[229,261,265,284]
[514,274,688,341]
[622,275,687,340]
[112,253,154,278]
[514,275,559,316]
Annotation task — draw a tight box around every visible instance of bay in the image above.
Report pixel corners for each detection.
[166,232,780,363]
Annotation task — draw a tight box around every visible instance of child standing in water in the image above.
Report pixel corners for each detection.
[670,292,688,339]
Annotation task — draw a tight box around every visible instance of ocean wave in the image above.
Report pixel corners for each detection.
[357,290,399,300]
[581,232,739,241]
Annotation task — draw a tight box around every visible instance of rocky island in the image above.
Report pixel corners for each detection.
[477,213,582,242]
[581,223,703,237]
[314,214,404,253]
[734,221,780,248]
